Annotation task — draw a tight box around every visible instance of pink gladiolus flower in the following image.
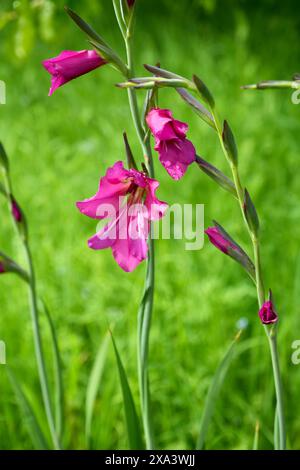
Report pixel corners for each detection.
[42,50,107,96]
[258,300,278,325]
[205,226,237,254]
[11,199,22,223]
[76,161,168,272]
[146,108,196,180]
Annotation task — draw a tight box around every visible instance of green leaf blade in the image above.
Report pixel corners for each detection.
[110,332,144,450]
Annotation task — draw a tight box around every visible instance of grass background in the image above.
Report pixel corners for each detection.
[1,0,300,450]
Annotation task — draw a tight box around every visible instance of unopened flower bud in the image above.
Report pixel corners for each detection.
[11,198,22,223]
[258,291,278,324]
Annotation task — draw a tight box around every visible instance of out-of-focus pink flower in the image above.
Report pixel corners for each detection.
[205,226,237,254]
[146,108,196,180]
[258,299,278,324]
[42,50,107,96]
[11,198,22,223]
[0,262,5,274]
[76,161,168,272]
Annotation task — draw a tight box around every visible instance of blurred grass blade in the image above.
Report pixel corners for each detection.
[85,332,110,448]
[0,182,6,196]
[274,406,279,450]
[197,331,242,450]
[110,331,144,450]
[7,368,49,450]
[42,301,64,442]
[253,421,260,450]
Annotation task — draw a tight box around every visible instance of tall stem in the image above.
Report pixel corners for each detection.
[3,170,60,449]
[23,241,61,450]
[268,329,286,449]
[124,21,155,449]
[210,107,286,450]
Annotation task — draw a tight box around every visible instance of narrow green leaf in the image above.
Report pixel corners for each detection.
[64,7,108,47]
[176,88,215,129]
[193,74,215,108]
[0,141,9,171]
[123,133,138,170]
[143,65,215,129]
[222,120,238,166]
[110,331,144,450]
[7,368,49,450]
[244,188,260,236]
[88,40,127,77]
[85,332,110,448]
[197,331,242,450]
[0,250,30,282]
[144,64,184,80]
[0,182,6,196]
[253,421,260,450]
[196,155,237,197]
[42,301,64,442]
[274,406,280,450]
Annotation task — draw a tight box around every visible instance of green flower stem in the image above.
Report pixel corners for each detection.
[209,106,286,450]
[126,33,155,453]
[3,170,60,450]
[268,328,286,449]
[113,8,155,449]
[23,241,61,450]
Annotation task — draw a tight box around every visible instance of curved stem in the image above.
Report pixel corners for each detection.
[3,169,60,449]
[23,241,61,450]
[210,106,286,450]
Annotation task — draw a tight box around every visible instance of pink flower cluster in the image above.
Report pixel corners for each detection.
[43,50,196,271]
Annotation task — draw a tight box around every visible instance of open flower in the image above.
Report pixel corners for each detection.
[258,298,278,325]
[146,108,196,180]
[76,161,168,272]
[42,50,107,96]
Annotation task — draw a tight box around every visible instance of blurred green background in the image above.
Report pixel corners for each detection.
[1,0,300,450]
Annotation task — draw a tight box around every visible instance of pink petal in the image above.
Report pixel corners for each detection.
[146,108,178,141]
[76,161,131,219]
[145,178,168,220]
[157,139,196,180]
